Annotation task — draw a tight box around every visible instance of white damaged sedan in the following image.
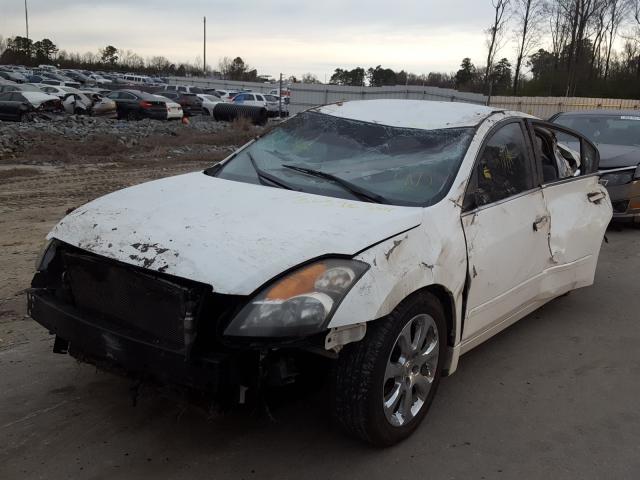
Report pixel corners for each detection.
[29,100,612,445]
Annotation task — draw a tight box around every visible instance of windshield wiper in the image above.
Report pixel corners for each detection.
[247,152,294,190]
[281,164,387,204]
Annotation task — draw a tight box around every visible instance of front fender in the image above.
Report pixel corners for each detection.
[329,202,468,342]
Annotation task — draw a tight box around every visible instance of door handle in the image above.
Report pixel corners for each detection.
[587,191,606,204]
[533,215,549,232]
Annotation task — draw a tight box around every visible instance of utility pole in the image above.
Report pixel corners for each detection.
[203,16,207,77]
[24,0,30,40]
[279,73,283,118]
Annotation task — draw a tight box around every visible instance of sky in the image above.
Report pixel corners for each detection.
[1,0,503,79]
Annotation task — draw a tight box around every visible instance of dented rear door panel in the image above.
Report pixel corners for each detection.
[540,176,612,293]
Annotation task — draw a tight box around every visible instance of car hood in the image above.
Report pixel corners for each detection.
[23,92,59,106]
[49,173,423,295]
[597,144,640,169]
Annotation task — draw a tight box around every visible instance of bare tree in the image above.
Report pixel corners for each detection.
[547,1,571,61]
[561,0,609,95]
[513,0,544,94]
[603,0,632,78]
[484,0,511,94]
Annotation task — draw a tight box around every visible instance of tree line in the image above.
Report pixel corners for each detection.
[2,1,640,98]
[328,0,640,99]
[0,36,268,81]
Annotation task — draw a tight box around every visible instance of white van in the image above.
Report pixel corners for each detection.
[122,74,154,85]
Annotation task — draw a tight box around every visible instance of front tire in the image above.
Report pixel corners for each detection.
[331,292,446,446]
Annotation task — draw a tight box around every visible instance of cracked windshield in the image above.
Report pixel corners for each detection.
[213,111,474,206]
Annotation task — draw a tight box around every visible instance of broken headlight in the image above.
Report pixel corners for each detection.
[35,239,57,271]
[602,170,634,186]
[224,259,369,337]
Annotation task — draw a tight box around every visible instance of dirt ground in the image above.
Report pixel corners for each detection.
[1,123,639,479]
[0,119,259,349]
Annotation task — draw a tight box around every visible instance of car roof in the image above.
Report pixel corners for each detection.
[313,99,504,130]
[555,109,640,117]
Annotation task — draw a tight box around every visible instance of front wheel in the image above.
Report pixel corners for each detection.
[331,292,446,446]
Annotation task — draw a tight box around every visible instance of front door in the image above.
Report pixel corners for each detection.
[461,120,553,351]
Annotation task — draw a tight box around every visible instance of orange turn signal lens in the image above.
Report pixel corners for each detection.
[629,196,640,211]
[266,263,327,300]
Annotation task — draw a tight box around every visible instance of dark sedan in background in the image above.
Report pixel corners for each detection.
[552,110,640,225]
[0,97,34,121]
[156,91,204,117]
[106,89,171,120]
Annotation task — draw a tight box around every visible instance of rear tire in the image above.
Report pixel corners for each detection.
[331,292,447,446]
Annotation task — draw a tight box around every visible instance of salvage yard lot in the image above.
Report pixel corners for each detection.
[1,119,639,479]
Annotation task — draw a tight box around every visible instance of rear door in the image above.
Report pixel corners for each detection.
[527,120,612,292]
[461,120,553,351]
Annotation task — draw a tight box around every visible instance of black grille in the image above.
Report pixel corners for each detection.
[62,251,207,351]
[612,200,629,214]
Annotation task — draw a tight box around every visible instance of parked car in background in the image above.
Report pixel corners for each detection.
[195,94,221,116]
[81,91,117,118]
[26,74,48,84]
[106,89,172,120]
[215,89,240,102]
[0,70,28,83]
[202,89,222,97]
[61,70,93,85]
[158,91,203,117]
[88,74,111,85]
[40,78,82,89]
[38,85,89,101]
[551,110,640,225]
[121,74,158,86]
[41,72,81,87]
[0,83,43,94]
[28,100,611,446]
[61,93,93,115]
[0,91,62,113]
[152,95,184,120]
[82,87,113,96]
[264,94,288,117]
[232,92,269,108]
[160,85,205,94]
[0,96,37,121]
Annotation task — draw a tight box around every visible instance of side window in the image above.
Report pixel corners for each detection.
[119,92,136,100]
[471,122,534,207]
[534,125,584,183]
[246,94,256,101]
[255,95,264,101]
[107,92,120,99]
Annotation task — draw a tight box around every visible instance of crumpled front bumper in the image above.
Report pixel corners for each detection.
[27,289,245,394]
[605,179,640,222]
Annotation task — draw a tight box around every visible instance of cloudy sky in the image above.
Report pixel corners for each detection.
[2,1,501,79]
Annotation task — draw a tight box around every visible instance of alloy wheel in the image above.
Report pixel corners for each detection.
[382,314,439,427]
